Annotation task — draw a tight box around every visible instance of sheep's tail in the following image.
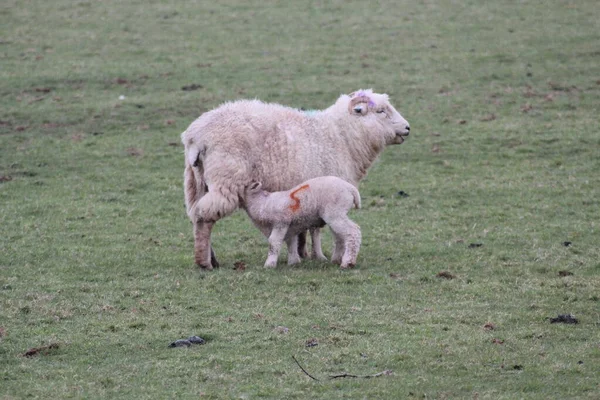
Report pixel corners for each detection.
[351,186,361,209]
[184,158,207,219]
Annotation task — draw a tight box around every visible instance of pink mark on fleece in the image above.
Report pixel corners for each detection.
[289,184,310,212]
[356,90,375,107]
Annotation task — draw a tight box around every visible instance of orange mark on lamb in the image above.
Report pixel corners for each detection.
[289,184,310,212]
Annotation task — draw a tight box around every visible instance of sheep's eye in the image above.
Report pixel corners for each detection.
[376,109,385,114]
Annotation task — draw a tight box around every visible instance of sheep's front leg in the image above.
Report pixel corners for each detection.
[265,226,288,268]
[286,235,301,265]
[310,228,327,261]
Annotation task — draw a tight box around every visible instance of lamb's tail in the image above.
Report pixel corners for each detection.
[351,186,361,209]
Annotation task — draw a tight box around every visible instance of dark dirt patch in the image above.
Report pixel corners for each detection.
[126,147,143,157]
[181,84,203,91]
[562,241,572,247]
[468,243,483,248]
[521,103,533,113]
[23,343,60,357]
[491,338,504,344]
[436,271,455,279]
[550,314,578,324]
[169,335,206,348]
[305,338,318,347]
[396,190,409,198]
[169,339,191,347]
[480,113,496,122]
[233,261,247,271]
[0,175,13,183]
[483,322,496,330]
[558,270,573,277]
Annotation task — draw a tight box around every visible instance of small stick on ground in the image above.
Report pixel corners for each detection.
[292,355,320,381]
[329,370,393,379]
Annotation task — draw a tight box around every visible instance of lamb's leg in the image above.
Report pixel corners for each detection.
[286,235,301,265]
[265,226,288,268]
[329,218,361,269]
[194,220,215,270]
[310,228,327,261]
[330,230,345,265]
[297,231,308,259]
[340,221,361,269]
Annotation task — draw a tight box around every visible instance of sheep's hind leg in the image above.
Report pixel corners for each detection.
[194,220,215,270]
[265,226,288,268]
[193,187,238,269]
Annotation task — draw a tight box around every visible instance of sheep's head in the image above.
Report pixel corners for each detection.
[348,89,410,145]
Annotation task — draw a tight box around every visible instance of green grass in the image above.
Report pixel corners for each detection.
[1,0,600,398]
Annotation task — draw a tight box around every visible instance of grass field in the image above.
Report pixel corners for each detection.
[1,0,600,398]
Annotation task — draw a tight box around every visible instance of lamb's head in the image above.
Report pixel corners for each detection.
[244,181,269,201]
[247,181,263,195]
[347,89,410,145]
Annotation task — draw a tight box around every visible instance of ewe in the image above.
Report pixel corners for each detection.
[182,89,410,269]
[244,176,362,269]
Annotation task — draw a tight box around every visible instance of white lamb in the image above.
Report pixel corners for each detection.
[182,89,410,269]
[244,176,362,269]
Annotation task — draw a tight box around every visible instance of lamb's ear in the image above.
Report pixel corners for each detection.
[249,181,262,191]
[348,95,372,115]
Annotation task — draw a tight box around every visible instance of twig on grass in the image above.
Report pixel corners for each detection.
[292,355,393,381]
[292,355,320,381]
[329,370,393,379]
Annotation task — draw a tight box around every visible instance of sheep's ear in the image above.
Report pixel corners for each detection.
[348,95,372,115]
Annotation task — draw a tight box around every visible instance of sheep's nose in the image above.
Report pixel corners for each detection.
[404,126,410,135]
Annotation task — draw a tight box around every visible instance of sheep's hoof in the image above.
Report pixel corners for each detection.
[197,263,213,271]
[264,262,277,268]
[340,263,355,270]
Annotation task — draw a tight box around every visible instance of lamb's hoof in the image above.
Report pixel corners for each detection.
[264,263,277,269]
[340,263,355,270]
[287,258,301,266]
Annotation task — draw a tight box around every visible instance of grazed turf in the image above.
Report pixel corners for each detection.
[1,1,599,398]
